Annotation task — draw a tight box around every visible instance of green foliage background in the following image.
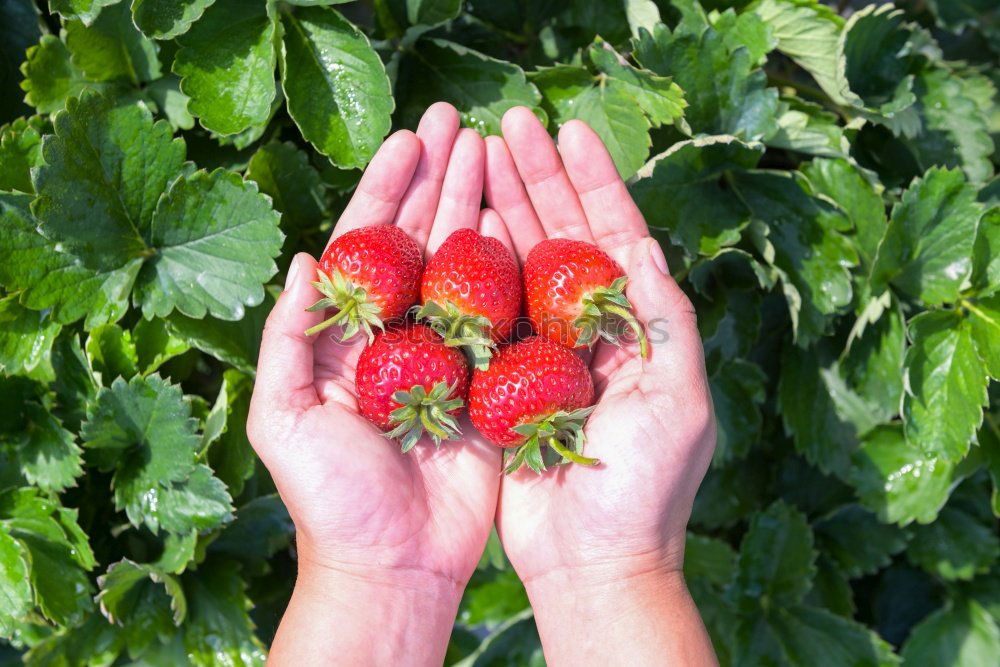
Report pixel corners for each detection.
[1,0,999,664]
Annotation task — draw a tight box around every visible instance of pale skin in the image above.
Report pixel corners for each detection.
[247,103,718,666]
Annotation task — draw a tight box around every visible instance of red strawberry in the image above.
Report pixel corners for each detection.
[418,228,521,370]
[524,238,648,358]
[468,336,597,474]
[355,322,470,452]
[305,225,423,342]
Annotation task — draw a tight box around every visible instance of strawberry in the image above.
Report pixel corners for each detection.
[417,228,522,370]
[355,322,470,452]
[523,238,648,358]
[468,336,597,474]
[305,225,423,342]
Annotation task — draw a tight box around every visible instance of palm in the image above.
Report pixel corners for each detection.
[249,103,502,583]
[483,108,716,581]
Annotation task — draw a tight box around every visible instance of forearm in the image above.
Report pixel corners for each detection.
[525,565,717,667]
[268,558,463,666]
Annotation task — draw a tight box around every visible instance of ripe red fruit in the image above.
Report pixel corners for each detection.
[305,225,423,342]
[523,238,648,358]
[418,228,522,370]
[355,322,470,452]
[468,336,597,474]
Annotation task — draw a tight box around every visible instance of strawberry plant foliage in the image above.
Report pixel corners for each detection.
[2,0,1000,664]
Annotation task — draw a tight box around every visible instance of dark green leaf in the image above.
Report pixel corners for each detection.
[280,6,393,168]
[0,530,33,637]
[65,1,161,86]
[246,141,326,231]
[684,532,737,587]
[20,35,101,115]
[48,0,119,25]
[841,297,906,423]
[131,0,218,40]
[709,358,765,466]
[630,135,762,256]
[0,0,41,123]
[97,559,186,656]
[0,295,61,375]
[903,310,987,461]
[133,316,191,375]
[205,369,256,497]
[907,505,1000,581]
[166,289,273,374]
[0,116,44,194]
[901,599,1000,667]
[814,505,909,578]
[759,604,899,667]
[769,97,849,159]
[181,559,267,666]
[209,494,292,563]
[173,0,277,135]
[396,39,541,137]
[871,168,983,305]
[85,323,139,383]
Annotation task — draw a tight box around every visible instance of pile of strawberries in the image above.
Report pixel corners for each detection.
[305,225,648,474]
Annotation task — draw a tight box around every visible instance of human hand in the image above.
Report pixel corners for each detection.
[484,108,718,665]
[247,103,508,666]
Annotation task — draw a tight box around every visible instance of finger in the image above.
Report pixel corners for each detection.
[627,238,706,382]
[478,208,516,259]
[484,135,545,262]
[500,106,593,242]
[252,253,322,416]
[558,120,649,268]
[330,130,421,241]
[426,128,485,254]
[394,102,461,248]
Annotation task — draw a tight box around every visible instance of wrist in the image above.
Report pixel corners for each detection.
[523,563,717,667]
[268,549,464,666]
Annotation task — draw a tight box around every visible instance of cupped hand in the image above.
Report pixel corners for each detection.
[247,104,511,663]
[484,108,717,623]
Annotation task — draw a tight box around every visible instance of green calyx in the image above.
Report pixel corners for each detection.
[386,381,465,453]
[416,300,497,370]
[304,268,384,343]
[504,406,599,475]
[573,276,649,359]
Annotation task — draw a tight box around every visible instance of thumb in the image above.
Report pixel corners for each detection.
[252,253,323,415]
[625,238,706,379]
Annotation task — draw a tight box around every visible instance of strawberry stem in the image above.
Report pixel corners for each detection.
[304,268,385,342]
[601,303,649,359]
[304,300,355,336]
[547,436,599,466]
[386,381,465,452]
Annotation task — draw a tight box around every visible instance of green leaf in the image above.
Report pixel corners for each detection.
[712,8,775,66]
[246,141,326,231]
[633,22,778,140]
[630,135,762,256]
[173,0,277,136]
[588,40,685,129]
[181,559,267,666]
[0,116,44,194]
[729,501,816,610]
[968,295,1000,379]
[0,530,33,637]
[871,168,982,305]
[86,323,139,383]
[684,532,737,587]
[8,401,84,494]
[209,494,293,563]
[65,1,161,86]
[404,0,460,27]
[814,505,908,578]
[205,369,256,497]
[0,295,61,375]
[97,559,186,656]
[133,168,282,320]
[734,170,856,346]
[779,344,876,480]
[143,75,195,132]
[280,6,393,168]
[903,310,987,461]
[801,158,886,269]
[907,505,1000,581]
[709,358,766,466]
[48,0,119,25]
[849,425,958,525]
[752,604,900,667]
[905,67,996,184]
[166,289,272,375]
[532,64,650,180]
[840,299,906,424]
[805,557,854,617]
[769,97,849,159]
[972,208,1000,295]
[0,0,41,123]
[901,599,1000,667]
[131,0,218,40]
[396,38,541,137]
[133,316,191,375]
[459,570,530,627]
[19,35,100,115]
[153,464,234,535]
[23,613,123,666]
[80,374,203,532]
